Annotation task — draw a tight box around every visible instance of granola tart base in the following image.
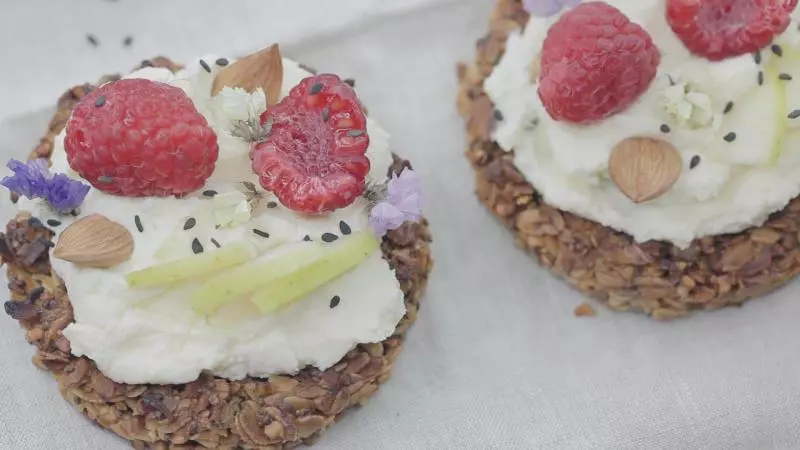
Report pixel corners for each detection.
[456,0,800,320]
[2,57,433,449]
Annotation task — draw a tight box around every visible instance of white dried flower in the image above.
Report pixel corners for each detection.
[214,86,267,122]
[211,87,272,142]
[213,191,252,229]
[659,82,714,129]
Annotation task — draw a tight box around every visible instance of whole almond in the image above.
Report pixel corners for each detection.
[211,44,283,105]
[608,137,682,203]
[53,214,134,268]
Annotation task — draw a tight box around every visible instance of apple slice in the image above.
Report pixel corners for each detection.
[190,232,379,316]
[778,130,800,165]
[249,231,380,314]
[722,66,784,166]
[126,243,258,289]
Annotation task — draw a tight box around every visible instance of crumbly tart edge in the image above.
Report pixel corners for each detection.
[456,0,800,320]
[1,56,433,450]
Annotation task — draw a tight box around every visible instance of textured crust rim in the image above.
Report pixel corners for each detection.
[456,0,800,320]
[2,57,433,449]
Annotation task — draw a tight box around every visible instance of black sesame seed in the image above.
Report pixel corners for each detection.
[789,109,800,119]
[322,106,330,122]
[183,218,197,230]
[493,109,504,121]
[202,190,218,198]
[215,57,229,66]
[191,238,204,254]
[339,220,352,236]
[329,295,341,309]
[210,237,221,248]
[253,229,270,238]
[666,73,676,86]
[660,124,671,134]
[321,233,338,243]
[46,219,62,227]
[95,96,106,107]
[347,130,365,137]
[780,73,793,81]
[344,78,355,87]
[303,235,312,242]
[140,60,154,68]
[134,215,144,232]
[199,59,212,73]
[70,209,80,217]
[758,71,764,86]
[690,155,701,169]
[28,286,45,302]
[310,83,323,95]
[87,34,99,47]
[267,201,278,209]
[123,36,133,47]
[724,101,734,114]
[772,44,783,57]
[723,132,737,142]
[754,51,762,64]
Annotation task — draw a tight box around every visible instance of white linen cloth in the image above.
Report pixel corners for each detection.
[2,1,800,449]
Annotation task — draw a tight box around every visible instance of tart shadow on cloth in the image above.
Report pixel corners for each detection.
[1,57,433,450]
[456,0,800,320]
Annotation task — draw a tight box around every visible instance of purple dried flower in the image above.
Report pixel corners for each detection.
[523,0,581,17]
[368,203,408,236]
[368,169,424,237]
[0,159,51,199]
[45,174,90,214]
[0,158,90,214]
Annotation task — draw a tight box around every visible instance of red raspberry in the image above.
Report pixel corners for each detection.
[537,2,661,124]
[251,74,370,214]
[666,0,796,61]
[64,79,219,197]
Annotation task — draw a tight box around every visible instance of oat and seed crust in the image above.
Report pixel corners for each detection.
[2,57,433,449]
[457,0,800,320]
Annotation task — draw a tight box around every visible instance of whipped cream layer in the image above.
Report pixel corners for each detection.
[486,0,800,247]
[18,55,405,384]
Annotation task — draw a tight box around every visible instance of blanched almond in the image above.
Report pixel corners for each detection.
[211,44,283,105]
[53,214,133,268]
[609,137,682,203]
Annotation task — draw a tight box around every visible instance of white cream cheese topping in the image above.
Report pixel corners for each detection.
[17,55,405,384]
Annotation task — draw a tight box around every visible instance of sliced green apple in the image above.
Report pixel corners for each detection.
[126,243,258,289]
[774,47,800,162]
[722,66,784,166]
[190,232,379,316]
[778,130,800,165]
[249,231,380,314]
[190,241,317,315]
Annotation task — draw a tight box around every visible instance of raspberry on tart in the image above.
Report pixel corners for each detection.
[537,2,661,124]
[64,78,220,198]
[251,74,371,215]
[666,0,797,61]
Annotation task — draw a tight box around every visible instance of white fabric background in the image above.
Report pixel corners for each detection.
[2,1,800,449]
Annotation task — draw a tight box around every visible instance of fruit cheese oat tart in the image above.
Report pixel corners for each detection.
[0,46,432,448]
[457,0,800,319]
